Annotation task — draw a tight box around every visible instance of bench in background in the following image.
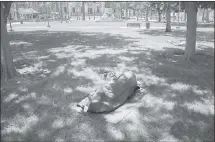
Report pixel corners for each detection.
[127,23,141,28]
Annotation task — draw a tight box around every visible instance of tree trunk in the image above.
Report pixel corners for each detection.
[8,13,13,31]
[1,2,18,82]
[165,3,171,32]
[58,2,61,19]
[184,2,197,61]
[93,2,95,20]
[88,7,90,20]
[205,8,209,23]
[120,3,122,19]
[82,2,85,20]
[125,2,128,20]
[46,4,50,26]
[140,10,142,19]
[15,2,20,21]
[158,12,161,22]
[137,9,139,21]
[67,3,69,19]
[150,9,153,20]
[61,2,64,22]
[173,11,175,21]
[184,10,186,21]
[202,8,205,22]
[146,7,149,22]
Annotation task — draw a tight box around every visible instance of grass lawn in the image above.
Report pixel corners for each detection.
[1,21,214,141]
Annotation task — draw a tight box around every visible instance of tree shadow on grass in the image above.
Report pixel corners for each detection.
[1,30,214,141]
[87,45,214,141]
[120,46,214,141]
[138,29,214,43]
[71,44,214,141]
[2,30,139,141]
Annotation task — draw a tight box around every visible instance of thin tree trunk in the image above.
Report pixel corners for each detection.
[184,2,197,61]
[202,8,205,22]
[205,8,209,23]
[67,3,69,20]
[150,9,153,20]
[82,2,85,20]
[47,4,50,27]
[140,10,142,19]
[9,20,13,31]
[125,2,128,20]
[93,2,95,20]
[120,3,122,19]
[184,10,186,21]
[1,2,18,82]
[173,11,175,21]
[15,2,20,21]
[146,7,149,22]
[158,12,161,22]
[165,3,171,32]
[60,2,64,22]
[137,9,139,20]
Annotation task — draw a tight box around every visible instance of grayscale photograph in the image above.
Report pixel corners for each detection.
[1,1,214,142]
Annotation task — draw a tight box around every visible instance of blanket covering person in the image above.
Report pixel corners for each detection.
[77,70,140,113]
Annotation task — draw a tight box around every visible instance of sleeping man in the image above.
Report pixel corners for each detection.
[77,70,140,113]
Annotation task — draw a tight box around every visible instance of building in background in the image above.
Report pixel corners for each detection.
[18,8,39,20]
[67,2,105,19]
[10,2,40,21]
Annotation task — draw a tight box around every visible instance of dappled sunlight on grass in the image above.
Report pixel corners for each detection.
[51,64,67,77]
[4,92,19,103]
[76,85,95,95]
[142,94,175,111]
[2,27,214,141]
[22,51,38,59]
[37,95,52,105]
[63,87,73,94]
[2,114,38,134]
[170,82,192,91]
[19,86,28,92]
[70,58,86,67]
[184,101,214,115]
[106,125,125,140]
[10,40,32,47]
[70,67,106,85]
[16,60,50,76]
[118,56,135,62]
[52,118,65,129]
[15,92,37,104]
[37,129,50,140]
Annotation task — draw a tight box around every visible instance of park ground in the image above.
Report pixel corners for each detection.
[1,21,214,141]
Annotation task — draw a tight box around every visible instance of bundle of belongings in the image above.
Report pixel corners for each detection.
[77,70,140,113]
